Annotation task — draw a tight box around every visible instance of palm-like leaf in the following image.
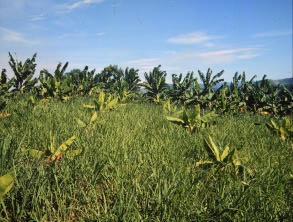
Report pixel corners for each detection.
[0,171,14,198]
[142,65,168,101]
[197,136,248,176]
[166,104,217,133]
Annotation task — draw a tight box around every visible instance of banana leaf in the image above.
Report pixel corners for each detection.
[21,148,45,159]
[204,135,220,162]
[166,116,185,125]
[54,135,76,157]
[0,171,14,198]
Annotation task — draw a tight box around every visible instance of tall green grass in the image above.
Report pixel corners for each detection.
[0,95,292,221]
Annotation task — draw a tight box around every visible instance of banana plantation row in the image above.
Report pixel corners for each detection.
[0,52,292,115]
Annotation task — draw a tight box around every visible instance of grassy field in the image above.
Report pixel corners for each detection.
[0,95,292,221]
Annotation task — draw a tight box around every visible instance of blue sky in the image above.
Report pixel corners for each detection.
[0,0,292,83]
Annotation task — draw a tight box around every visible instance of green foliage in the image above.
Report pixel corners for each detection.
[0,98,6,112]
[67,66,97,95]
[0,69,14,98]
[83,91,124,112]
[0,171,14,199]
[196,135,248,176]
[8,52,38,93]
[198,68,224,96]
[0,99,292,220]
[185,68,225,109]
[112,78,133,102]
[39,62,73,100]
[96,64,124,91]
[124,67,141,92]
[266,118,293,140]
[1,53,293,220]
[0,69,13,111]
[76,111,105,130]
[141,65,168,101]
[22,133,80,162]
[163,98,179,113]
[166,104,217,133]
[167,72,194,103]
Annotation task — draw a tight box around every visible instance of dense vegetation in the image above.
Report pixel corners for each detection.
[0,53,292,221]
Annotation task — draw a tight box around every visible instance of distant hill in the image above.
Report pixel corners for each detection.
[268,78,293,86]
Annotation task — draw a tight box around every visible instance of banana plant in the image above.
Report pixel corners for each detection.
[266,118,293,140]
[196,135,248,175]
[163,98,179,113]
[277,85,293,116]
[76,111,105,129]
[8,52,38,93]
[83,91,124,112]
[39,62,73,100]
[213,85,245,114]
[124,67,141,93]
[167,72,194,104]
[113,78,134,102]
[0,69,14,98]
[141,65,168,102]
[0,171,14,199]
[96,65,124,91]
[0,70,12,113]
[68,66,97,95]
[198,68,224,96]
[166,104,217,133]
[22,133,81,163]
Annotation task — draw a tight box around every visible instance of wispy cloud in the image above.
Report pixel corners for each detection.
[58,32,86,39]
[198,48,260,58]
[170,48,262,65]
[125,58,161,74]
[253,30,292,37]
[0,27,34,45]
[167,31,223,45]
[197,48,262,64]
[30,13,46,21]
[125,47,262,77]
[65,0,105,12]
[97,32,105,36]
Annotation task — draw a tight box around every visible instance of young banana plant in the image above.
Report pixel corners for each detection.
[163,98,179,113]
[76,111,105,129]
[266,118,293,141]
[83,91,124,112]
[166,104,217,133]
[22,133,81,163]
[0,171,14,199]
[196,135,248,175]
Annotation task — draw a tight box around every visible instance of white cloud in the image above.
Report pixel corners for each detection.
[97,32,105,36]
[253,30,292,37]
[162,48,263,70]
[167,31,223,45]
[0,27,34,45]
[30,14,46,21]
[124,47,262,78]
[198,48,256,57]
[58,32,86,39]
[197,48,261,63]
[66,0,105,12]
[124,58,161,74]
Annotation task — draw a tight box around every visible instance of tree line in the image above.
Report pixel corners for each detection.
[0,53,292,115]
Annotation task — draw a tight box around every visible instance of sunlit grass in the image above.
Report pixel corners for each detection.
[0,96,292,221]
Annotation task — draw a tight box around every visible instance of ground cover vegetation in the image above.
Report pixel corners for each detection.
[0,53,292,221]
